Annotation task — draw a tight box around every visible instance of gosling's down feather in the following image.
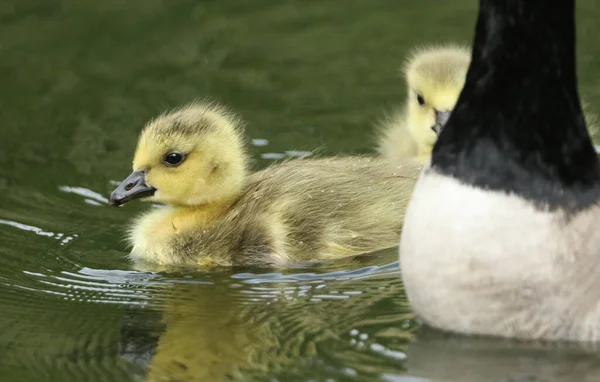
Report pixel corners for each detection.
[110,101,422,267]
[377,44,470,164]
[377,43,600,165]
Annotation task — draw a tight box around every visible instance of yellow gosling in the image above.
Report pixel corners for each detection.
[110,101,422,267]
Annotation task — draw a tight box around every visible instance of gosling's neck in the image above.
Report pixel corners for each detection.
[167,198,238,230]
[179,166,248,218]
[431,0,600,211]
[155,189,245,238]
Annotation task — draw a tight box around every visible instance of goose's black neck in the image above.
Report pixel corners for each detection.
[432,0,600,210]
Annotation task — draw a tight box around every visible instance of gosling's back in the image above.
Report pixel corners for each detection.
[169,156,422,266]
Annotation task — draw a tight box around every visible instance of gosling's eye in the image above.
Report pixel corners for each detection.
[164,152,185,167]
[416,93,426,106]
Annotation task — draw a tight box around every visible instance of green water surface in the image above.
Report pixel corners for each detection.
[2,1,600,381]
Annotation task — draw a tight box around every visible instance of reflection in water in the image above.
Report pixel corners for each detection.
[143,282,281,381]
[116,258,416,381]
[4,220,600,381]
[117,264,600,382]
[395,328,600,382]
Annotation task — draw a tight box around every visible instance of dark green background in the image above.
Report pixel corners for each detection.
[1,1,600,381]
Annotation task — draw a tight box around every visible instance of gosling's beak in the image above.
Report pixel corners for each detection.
[109,170,156,207]
[433,110,452,135]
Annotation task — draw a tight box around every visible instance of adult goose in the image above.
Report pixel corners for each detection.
[399,0,600,342]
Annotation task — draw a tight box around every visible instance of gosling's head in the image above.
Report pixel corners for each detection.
[109,101,248,207]
[404,44,471,153]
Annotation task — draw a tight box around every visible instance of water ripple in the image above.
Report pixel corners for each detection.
[58,185,109,205]
[0,218,57,237]
[0,218,79,246]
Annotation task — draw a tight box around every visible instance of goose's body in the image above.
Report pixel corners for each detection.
[378,44,600,165]
[110,102,421,267]
[403,172,600,341]
[400,0,600,342]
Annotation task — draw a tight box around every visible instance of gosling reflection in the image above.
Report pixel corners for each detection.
[145,282,280,381]
[119,256,414,381]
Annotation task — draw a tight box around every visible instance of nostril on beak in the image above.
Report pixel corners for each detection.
[125,182,136,191]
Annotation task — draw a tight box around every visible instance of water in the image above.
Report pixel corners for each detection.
[2,1,600,381]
